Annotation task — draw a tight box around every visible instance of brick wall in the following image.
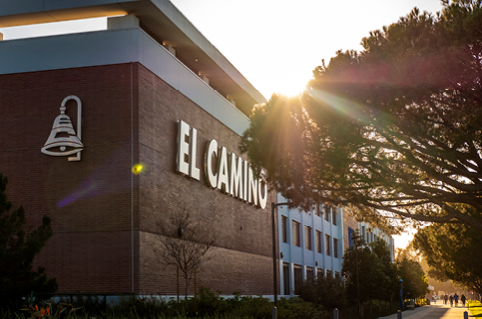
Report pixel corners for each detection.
[136,64,276,295]
[0,64,136,293]
[0,62,276,295]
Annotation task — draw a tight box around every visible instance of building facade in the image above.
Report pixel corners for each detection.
[277,199,345,296]
[0,0,395,298]
[348,221,395,262]
[277,198,395,296]
[0,1,277,296]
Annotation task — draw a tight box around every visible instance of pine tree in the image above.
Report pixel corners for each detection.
[0,173,57,308]
[241,0,482,231]
[414,213,482,295]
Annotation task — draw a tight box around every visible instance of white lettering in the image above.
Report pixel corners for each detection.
[258,178,268,209]
[189,127,200,180]
[243,160,248,201]
[247,165,258,206]
[217,146,229,193]
[229,153,244,199]
[204,139,218,188]
[176,120,190,176]
[176,121,268,209]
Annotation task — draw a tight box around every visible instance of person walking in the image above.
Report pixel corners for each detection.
[449,294,454,307]
[454,293,459,307]
[461,294,467,307]
[444,294,448,305]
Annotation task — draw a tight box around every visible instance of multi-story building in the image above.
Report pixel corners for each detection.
[348,221,395,262]
[277,196,394,296]
[0,0,395,298]
[0,0,277,296]
[277,197,344,296]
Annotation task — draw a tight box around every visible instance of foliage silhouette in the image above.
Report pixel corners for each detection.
[0,173,57,309]
[414,217,482,294]
[241,0,482,231]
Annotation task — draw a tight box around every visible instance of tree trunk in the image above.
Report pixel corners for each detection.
[194,268,197,312]
[185,276,188,301]
[177,267,180,303]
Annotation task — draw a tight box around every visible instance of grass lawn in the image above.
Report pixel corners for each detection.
[468,300,482,317]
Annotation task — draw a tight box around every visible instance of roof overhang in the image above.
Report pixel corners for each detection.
[0,0,266,115]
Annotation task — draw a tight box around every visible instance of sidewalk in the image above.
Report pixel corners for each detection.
[377,303,473,319]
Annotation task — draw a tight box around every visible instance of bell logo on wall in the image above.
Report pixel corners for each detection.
[41,95,83,161]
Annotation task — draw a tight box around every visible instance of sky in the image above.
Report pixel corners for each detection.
[0,0,446,249]
[168,0,445,98]
[0,0,446,98]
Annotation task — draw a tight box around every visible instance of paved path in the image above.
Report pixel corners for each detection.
[377,303,473,319]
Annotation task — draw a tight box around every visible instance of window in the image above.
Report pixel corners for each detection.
[334,238,339,258]
[348,227,355,247]
[326,270,332,278]
[315,204,322,217]
[335,271,340,279]
[332,208,337,225]
[281,216,288,243]
[292,221,301,247]
[283,263,290,295]
[317,268,324,279]
[316,230,322,253]
[325,234,331,256]
[324,205,330,221]
[306,267,314,280]
[294,265,302,294]
[305,225,312,250]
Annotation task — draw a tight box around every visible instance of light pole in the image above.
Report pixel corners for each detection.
[352,231,363,317]
[355,241,361,317]
[271,201,289,319]
[400,279,404,310]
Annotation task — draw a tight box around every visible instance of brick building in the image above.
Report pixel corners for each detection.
[0,1,276,296]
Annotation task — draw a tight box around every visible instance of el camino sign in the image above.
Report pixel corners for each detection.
[176,120,268,209]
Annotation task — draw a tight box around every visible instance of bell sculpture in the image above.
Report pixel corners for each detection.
[41,95,83,161]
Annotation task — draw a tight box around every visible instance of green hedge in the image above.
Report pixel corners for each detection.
[2,287,328,319]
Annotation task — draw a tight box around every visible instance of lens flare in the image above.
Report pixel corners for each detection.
[57,180,98,208]
[132,163,144,175]
[56,145,133,208]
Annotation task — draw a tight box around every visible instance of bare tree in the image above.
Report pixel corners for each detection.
[156,208,216,300]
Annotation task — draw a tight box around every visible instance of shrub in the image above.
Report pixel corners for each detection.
[296,276,347,310]
[106,295,177,318]
[4,287,330,318]
[278,297,328,319]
